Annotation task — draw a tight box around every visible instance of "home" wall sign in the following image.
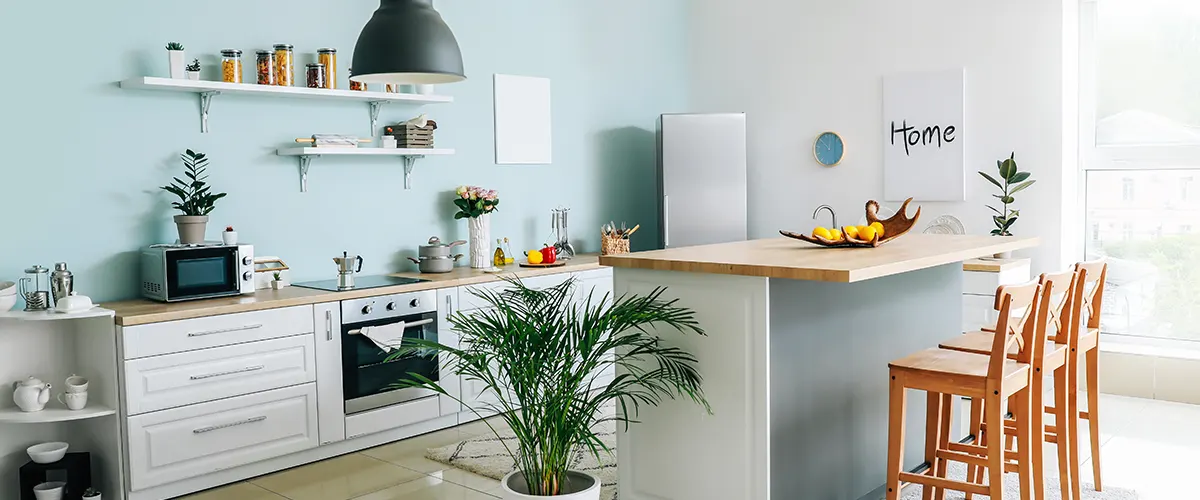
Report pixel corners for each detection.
[882,69,966,201]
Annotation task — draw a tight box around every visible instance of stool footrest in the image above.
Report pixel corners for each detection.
[935,449,989,467]
[899,472,990,496]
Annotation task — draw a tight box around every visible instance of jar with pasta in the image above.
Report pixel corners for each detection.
[220,49,243,83]
[306,63,325,89]
[255,50,275,85]
[348,68,365,91]
[273,44,294,86]
[317,48,337,89]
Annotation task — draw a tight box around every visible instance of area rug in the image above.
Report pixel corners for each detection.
[426,419,617,500]
[900,462,1139,499]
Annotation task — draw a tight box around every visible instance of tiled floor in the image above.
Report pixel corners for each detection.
[181,395,1200,500]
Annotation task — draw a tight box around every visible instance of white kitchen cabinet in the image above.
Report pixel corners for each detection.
[126,384,319,490]
[122,305,314,359]
[312,302,345,446]
[961,259,1031,332]
[436,289,463,417]
[123,334,316,415]
[573,268,615,390]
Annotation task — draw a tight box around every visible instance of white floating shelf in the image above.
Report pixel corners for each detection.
[0,307,115,322]
[120,77,452,133]
[0,405,116,424]
[275,148,455,192]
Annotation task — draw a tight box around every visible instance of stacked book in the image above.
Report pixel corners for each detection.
[385,120,437,149]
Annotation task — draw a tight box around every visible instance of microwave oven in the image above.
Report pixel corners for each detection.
[141,244,256,302]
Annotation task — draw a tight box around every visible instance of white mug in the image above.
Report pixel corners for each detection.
[65,374,88,394]
[57,391,87,411]
[33,481,65,500]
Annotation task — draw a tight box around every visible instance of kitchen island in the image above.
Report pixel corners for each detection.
[600,235,1039,500]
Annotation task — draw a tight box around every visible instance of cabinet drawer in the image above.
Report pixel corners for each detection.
[122,305,314,359]
[124,335,316,415]
[127,384,318,490]
[963,266,1031,296]
[459,273,571,311]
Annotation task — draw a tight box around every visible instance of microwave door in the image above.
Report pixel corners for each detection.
[165,247,239,301]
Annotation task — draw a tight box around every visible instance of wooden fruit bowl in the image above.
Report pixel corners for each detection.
[780,198,922,248]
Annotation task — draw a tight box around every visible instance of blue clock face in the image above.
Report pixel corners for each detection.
[815,132,845,166]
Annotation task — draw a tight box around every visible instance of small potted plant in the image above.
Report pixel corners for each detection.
[185,58,201,80]
[160,149,227,245]
[979,152,1035,257]
[453,186,500,269]
[82,487,101,500]
[271,271,287,290]
[166,42,186,79]
[222,226,238,245]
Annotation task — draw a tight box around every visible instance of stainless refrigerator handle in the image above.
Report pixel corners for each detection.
[663,195,670,248]
[325,310,333,341]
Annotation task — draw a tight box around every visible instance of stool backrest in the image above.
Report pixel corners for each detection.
[988,280,1043,380]
[1040,269,1079,348]
[1074,259,1108,331]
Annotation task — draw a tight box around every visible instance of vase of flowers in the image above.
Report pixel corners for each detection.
[454,186,500,268]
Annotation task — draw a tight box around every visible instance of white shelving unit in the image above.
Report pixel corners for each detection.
[119,77,453,133]
[0,405,116,424]
[276,147,455,192]
[0,307,115,321]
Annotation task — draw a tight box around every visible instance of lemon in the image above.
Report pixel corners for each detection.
[870,222,886,238]
[844,225,859,239]
[812,227,833,240]
[527,250,544,265]
[829,228,843,241]
[859,225,878,242]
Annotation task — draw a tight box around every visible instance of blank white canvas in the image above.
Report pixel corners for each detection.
[494,74,552,164]
[882,69,966,201]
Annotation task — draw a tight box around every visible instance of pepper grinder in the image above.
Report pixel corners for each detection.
[51,262,74,304]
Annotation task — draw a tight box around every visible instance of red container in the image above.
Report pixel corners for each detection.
[540,246,557,264]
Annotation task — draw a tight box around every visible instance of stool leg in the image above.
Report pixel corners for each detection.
[986,392,1006,500]
[964,396,984,500]
[934,393,953,500]
[924,392,941,500]
[1015,389,1034,500]
[1086,346,1103,491]
[1031,370,1047,500]
[1053,365,1073,500]
[1069,347,1083,500]
[886,373,909,500]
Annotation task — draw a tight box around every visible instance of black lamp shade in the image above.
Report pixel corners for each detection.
[351,0,466,85]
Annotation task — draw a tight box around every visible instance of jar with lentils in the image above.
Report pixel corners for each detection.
[317,48,337,89]
[273,44,294,86]
[220,49,243,83]
[256,50,275,85]
[306,63,325,89]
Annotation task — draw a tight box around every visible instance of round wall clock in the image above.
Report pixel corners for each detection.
[814,131,845,167]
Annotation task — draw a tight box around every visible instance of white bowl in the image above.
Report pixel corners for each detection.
[27,442,69,464]
[33,481,66,500]
[0,281,14,295]
[0,294,15,312]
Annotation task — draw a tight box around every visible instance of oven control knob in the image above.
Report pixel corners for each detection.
[242,256,253,266]
[361,304,373,315]
[386,302,397,311]
[242,271,253,281]
[410,298,420,308]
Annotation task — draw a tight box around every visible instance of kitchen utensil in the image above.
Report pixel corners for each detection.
[624,224,641,238]
[64,375,88,394]
[406,254,463,273]
[552,208,576,260]
[418,237,467,258]
[27,443,69,464]
[333,252,364,290]
[780,198,922,248]
[57,391,87,410]
[519,261,567,269]
[13,377,52,412]
[33,481,66,500]
[50,263,73,304]
[54,293,93,314]
[20,265,51,311]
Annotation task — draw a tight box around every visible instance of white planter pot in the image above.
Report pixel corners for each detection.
[168,50,186,79]
[186,71,200,81]
[271,280,288,290]
[500,471,601,500]
[222,230,238,245]
[468,214,491,269]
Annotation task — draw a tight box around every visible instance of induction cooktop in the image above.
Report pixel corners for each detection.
[292,275,429,292]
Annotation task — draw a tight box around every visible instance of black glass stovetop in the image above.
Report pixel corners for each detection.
[293,275,429,292]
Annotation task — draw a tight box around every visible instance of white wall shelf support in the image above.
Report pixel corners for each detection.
[402,156,418,190]
[276,148,455,193]
[199,91,220,133]
[369,101,386,137]
[298,155,314,193]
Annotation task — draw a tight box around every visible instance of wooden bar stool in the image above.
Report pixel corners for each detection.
[885,280,1045,500]
[1070,259,1108,497]
[939,270,1082,500]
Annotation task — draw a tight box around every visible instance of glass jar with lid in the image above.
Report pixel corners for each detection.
[255,50,275,85]
[348,67,365,91]
[317,48,337,89]
[220,49,243,83]
[306,63,325,89]
[273,44,294,86]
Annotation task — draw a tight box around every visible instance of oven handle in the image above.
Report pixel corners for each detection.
[347,318,434,336]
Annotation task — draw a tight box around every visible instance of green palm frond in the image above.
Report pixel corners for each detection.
[160,149,227,216]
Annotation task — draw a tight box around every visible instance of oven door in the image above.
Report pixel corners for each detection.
[342,311,440,415]
[164,247,241,301]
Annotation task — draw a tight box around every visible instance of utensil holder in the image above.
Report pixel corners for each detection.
[601,234,630,256]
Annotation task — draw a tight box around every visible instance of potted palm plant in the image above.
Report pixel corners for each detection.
[392,279,710,499]
[160,149,226,245]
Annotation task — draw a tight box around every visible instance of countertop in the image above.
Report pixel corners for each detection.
[962,257,1032,273]
[105,255,602,326]
[599,235,1039,283]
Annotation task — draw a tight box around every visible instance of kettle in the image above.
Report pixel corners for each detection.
[12,377,52,412]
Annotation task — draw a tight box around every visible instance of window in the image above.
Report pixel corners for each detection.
[1082,0,1200,341]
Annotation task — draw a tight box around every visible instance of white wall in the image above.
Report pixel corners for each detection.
[688,0,1079,273]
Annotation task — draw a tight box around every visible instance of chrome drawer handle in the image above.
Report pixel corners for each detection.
[189,365,265,381]
[325,310,333,341]
[186,324,263,338]
[192,415,267,434]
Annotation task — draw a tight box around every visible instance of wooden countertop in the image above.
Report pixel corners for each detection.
[600,235,1039,283]
[963,257,1032,273]
[106,255,602,326]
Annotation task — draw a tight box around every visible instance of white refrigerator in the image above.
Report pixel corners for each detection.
[657,113,748,248]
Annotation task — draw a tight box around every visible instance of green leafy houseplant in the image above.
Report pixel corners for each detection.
[979,153,1035,236]
[165,42,184,51]
[390,278,710,496]
[161,150,226,217]
[185,59,201,72]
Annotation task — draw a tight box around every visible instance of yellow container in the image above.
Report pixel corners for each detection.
[220,49,243,83]
[273,44,294,86]
[318,48,337,89]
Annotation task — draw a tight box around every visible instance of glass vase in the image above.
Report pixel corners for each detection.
[469,214,491,269]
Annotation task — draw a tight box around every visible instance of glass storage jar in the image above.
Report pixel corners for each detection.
[256,50,275,85]
[348,67,365,91]
[273,44,294,86]
[317,48,337,89]
[220,49,243,83]
[306,63,325,89]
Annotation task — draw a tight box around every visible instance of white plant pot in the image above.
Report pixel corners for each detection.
[468,214,491,269]
[168,50,186,79]
[271,280,288,290]
[222,231,238,245]
[500,471,600,500]
[186,71,200,81]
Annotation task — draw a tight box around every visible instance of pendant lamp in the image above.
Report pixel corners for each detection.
[350,0,466,85]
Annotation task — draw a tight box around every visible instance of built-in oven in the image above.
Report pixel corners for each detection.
[341,290,440,415]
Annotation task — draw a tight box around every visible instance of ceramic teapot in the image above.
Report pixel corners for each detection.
[12,377,52,412]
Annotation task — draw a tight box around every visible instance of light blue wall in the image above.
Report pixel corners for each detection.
[0,0,688,302]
